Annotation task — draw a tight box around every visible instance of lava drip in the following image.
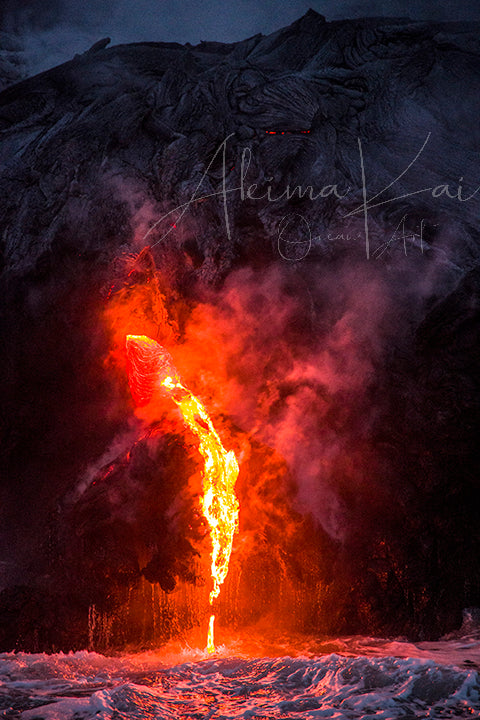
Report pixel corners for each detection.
[125,334,239,653]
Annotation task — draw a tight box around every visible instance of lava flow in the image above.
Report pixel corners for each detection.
[125,334,239,653]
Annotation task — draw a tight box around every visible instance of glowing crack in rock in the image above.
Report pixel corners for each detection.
[125,334,239,653]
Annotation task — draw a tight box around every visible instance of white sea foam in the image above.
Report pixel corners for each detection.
[0,636,478,719]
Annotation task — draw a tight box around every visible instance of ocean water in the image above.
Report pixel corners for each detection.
[0,634,479,719]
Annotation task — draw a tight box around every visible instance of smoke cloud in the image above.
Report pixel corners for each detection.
[167,262,393,540]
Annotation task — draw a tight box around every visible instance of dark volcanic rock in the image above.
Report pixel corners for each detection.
[1,10,480,649]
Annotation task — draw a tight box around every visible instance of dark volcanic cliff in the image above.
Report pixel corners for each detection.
[1,10,480,650]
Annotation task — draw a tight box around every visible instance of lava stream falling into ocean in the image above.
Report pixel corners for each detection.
[125,334,239,653]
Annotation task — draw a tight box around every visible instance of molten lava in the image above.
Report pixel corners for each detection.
[125,334,239,653]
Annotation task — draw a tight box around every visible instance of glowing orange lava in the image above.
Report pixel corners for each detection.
[125,334,239,653]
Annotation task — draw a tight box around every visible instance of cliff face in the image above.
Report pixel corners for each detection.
[1,10,480,649]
